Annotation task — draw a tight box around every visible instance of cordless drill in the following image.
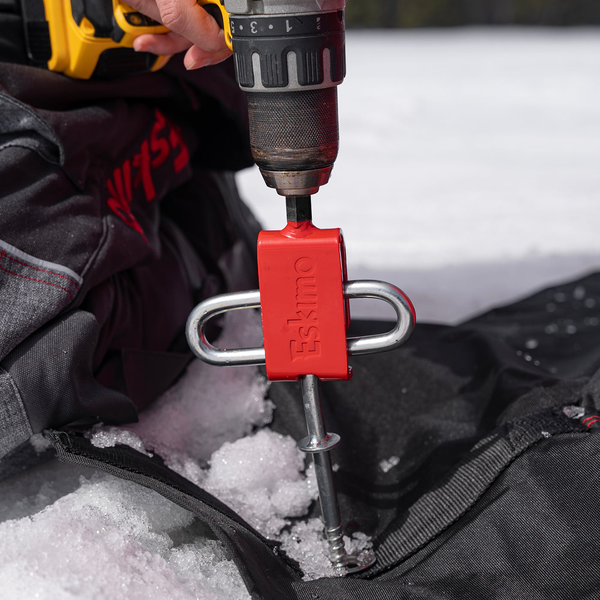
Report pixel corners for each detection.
[223,0,346,199]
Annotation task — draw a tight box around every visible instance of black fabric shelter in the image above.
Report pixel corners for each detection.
[46,271,600,599]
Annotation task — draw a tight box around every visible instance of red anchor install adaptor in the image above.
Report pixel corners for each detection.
[257,220,352,382]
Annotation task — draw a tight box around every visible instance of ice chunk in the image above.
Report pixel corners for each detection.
[89,425,153,457]
[203,429,317,538]
[379,456,400,473]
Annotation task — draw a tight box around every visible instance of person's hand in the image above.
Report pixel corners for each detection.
[126,0,232,69]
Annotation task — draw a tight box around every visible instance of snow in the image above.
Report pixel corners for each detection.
[127,310,273,466]
[90,425,153,457]
[202,429,318,538]
[379,455,401,473]
[0,471,250,600]
[2,28,600,599]
[279,518,373,580]
[238,28,600,322]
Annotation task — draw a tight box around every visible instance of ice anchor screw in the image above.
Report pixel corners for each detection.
[186,280,415,575]
[298,373,376,572]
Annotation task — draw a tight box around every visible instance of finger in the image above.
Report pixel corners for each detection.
[123,0,163,24]
[155,0,227,53]
[133,32,193,56]
[183,45,232,69]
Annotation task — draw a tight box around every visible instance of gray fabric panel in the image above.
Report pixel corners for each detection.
[0,238,82,284]
[0,365,32,459]
[0,240,81,361]
[0,91,63,165]
[2,310,137,433]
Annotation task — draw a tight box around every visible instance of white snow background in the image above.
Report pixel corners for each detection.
[1,28,600,599]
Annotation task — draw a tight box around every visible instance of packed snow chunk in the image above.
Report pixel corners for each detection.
[0,473,250,600]
[131,310,273,465]
[29,433,52,454]
[281,519,340,580]
[280,518,374,581]
[203,429,318,538]
[89,424,153,457]
[379,455,400,473]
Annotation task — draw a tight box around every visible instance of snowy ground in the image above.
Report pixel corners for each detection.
[238,27,600,322]
[2,28,600,599]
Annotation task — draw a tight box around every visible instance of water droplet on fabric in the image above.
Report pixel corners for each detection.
[573,286,586,300]
[524,354,532,362]
[584,298,596,308]
[554,292,567,303]
[525,339,538,349]
[585,317,599,326]
[566,325,577,334]
[546,303,557,312]
[545,324,559,334]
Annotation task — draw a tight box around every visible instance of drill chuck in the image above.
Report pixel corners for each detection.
[247,88,339,195]
[225,1,347,196]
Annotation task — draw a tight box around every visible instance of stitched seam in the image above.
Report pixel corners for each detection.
[0,238,82,285]
[0,250,75,301]
[4,253,81,289]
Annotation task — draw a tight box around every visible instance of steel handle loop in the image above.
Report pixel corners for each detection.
[185,280,415,367]
[186,289,264,366]
[345,280,415,356]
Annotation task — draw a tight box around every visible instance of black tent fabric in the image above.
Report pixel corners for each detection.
[47,270,600,599]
